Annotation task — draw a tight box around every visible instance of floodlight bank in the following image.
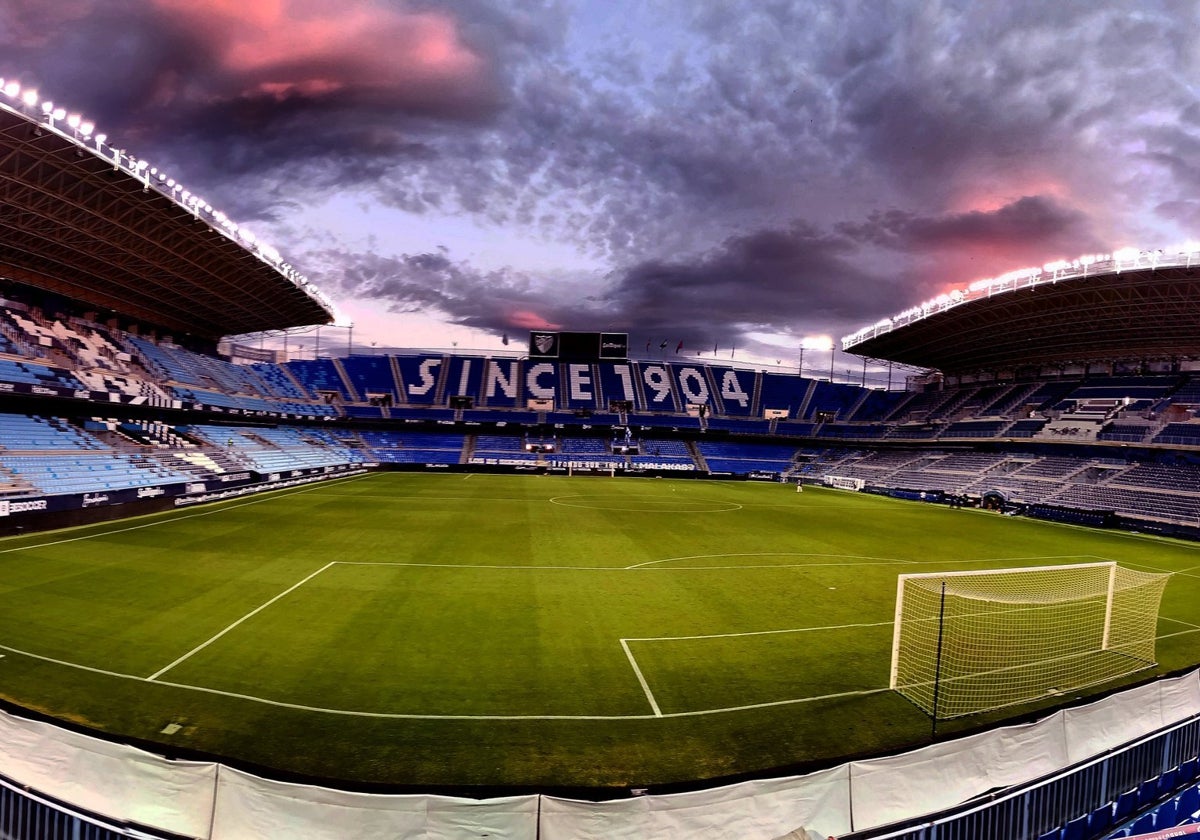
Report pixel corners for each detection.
[842,244,1200,351]
[0,79,346,327]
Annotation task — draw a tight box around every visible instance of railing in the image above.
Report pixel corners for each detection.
[0,771,181,840]
[846,714,1200,840]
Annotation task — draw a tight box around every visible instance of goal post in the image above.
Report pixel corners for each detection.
[890,562,1170,720]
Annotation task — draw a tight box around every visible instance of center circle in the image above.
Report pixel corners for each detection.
[549,494,742,513]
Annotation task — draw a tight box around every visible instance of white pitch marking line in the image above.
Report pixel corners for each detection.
[548,494,743,513]
[0,639,890,720]
[624,552,1095,571]
[626,619,893,643]
[146,562,336,681]
[620,639,662,717]
[1095,555,1200,580]
[660,687,891,718]
[626,552,903,570]
[303,494,538,503]
[1161,616,1200,630]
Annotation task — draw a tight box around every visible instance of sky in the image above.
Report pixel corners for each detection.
[0,0,1198,373]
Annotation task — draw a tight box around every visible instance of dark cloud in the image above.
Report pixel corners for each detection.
[0,0,523,219]
[839,196,1101,256]
[0,0,1197,354]
[317,222,907,354]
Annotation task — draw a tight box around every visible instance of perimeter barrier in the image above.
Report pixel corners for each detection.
[0,672,1197,839]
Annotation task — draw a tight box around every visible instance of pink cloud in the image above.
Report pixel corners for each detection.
[149,0,489,110]
[507,310,561,330]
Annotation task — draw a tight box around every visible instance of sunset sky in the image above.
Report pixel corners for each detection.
[0,0,1197,369]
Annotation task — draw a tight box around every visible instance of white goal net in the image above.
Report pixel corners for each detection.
[889,562,1170,719]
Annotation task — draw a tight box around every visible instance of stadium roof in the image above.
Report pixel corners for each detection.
[0,83,337,341]
[842,248,1200,374]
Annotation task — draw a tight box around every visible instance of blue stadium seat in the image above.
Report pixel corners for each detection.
[1128,812,1155,835]
[1153,797,1178,829]
[1036,829,1061,840]
[1180,758,1199,783]
[1086,803,1113,835]
[1061,813,1089,840]
[1178,785,1200,818]
[1115,789,1138,822]
[1160,767,1180,796]
[1137,777,1161,809]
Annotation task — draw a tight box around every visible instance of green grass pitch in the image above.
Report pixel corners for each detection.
[0,471,1198,788]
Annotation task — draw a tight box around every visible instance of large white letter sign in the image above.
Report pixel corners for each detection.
[677,367,709,405]
[642,365,673,405]
[526,363,556,400]
[408,358,441,396]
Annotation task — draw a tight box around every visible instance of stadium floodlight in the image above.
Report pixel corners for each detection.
[6,81,339,325]
[890,562,1169,725]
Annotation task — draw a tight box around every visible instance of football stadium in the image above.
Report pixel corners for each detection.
[1,85,1200,840]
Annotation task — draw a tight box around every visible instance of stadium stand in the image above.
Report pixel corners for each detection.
[696,441,799,474]
[358,431,466,464]
[284,358,357,402]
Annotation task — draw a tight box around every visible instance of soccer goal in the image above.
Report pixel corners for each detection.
[889,562,1170,720]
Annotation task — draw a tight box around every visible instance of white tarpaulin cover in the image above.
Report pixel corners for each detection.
[848,712,1069,831]
[0,707,217,837]
[210,765,538,840]
[848,671,1200,832]
[1063,671,1200,764]
[0,671,1197,838]
[539,763,850,840]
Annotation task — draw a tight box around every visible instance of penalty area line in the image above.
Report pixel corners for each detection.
[626,619,893,644]
[619,639,662,716]
[146,562,337,681]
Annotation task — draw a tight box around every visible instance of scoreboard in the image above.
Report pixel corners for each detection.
[528,331,628,360]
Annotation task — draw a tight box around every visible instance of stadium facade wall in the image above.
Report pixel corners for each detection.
[1,671,1196,839]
